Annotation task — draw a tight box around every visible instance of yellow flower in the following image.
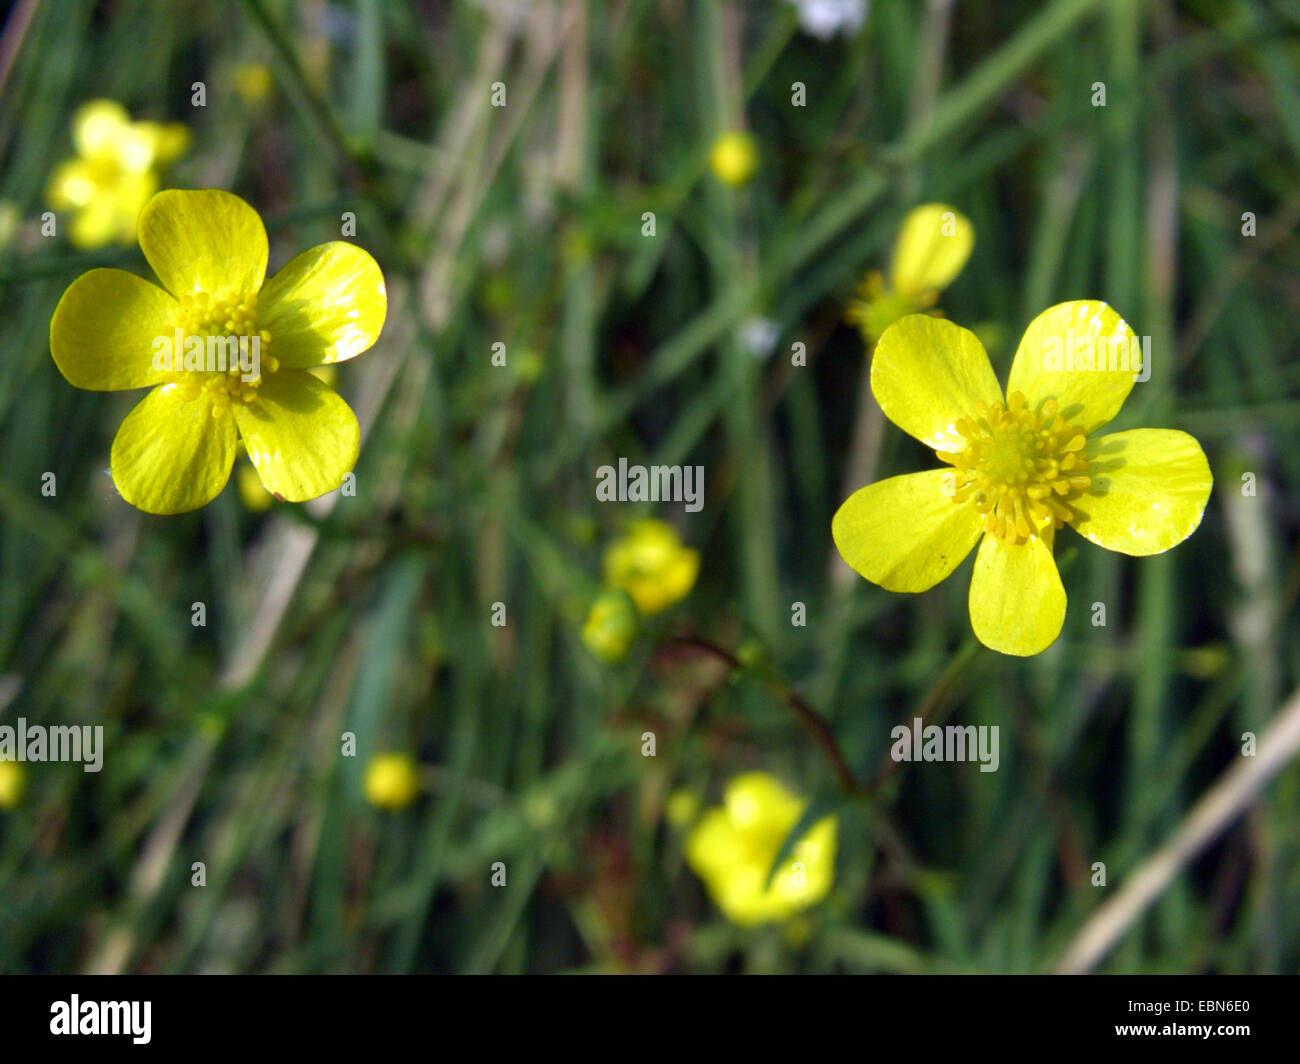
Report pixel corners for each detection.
[847,203,973,342]
[581,589,640,663]
[833,302,1213,656]
[46,100,189,248]
[709,131,758,188]
[0,759,24,809]
[603,519,699,616]
[364,753,420,811]
[50,188,387,514]
[685,772,836,927]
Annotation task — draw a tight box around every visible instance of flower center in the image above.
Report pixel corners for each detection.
[938,391,1091,544]
[166,289,276,418]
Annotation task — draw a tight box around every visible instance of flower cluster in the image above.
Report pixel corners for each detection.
[580,519,700,662]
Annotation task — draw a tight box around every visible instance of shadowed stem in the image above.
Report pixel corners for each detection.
[667,635,981,798]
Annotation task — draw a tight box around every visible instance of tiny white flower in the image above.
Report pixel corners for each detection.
[738,317,781,360]
[784,0,868,40]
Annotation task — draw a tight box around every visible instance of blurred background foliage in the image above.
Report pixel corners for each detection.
[1,0,1299,974]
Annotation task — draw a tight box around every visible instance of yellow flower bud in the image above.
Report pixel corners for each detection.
[364,753,421,811]
[0,759,25,809]
[709,131,758,188]
[888,203,974,305]
[581,589,639,663]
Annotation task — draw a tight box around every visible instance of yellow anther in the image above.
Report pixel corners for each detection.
[938,395,1092,544]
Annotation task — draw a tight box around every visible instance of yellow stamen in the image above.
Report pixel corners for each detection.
[938,391,1092,545]
[166,288,274,408]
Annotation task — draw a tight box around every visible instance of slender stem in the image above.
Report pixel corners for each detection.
[668,636,862,794]
[667,635,982,800]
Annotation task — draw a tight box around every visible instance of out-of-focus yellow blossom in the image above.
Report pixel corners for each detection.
[50,188,386,514]
[364,753,420,811]
[46,100,189,249]
[686,772,836,926]
[233,63,275,105]
[0,759,25,809]
[833,302,1213,656]
[603,519,699,616]
[847,203,973,342]
[709,131,758,188]
[581,589,639,663]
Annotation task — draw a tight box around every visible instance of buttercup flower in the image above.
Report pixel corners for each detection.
[847,203,973,342]
[581,589,640,663]
[50,188,386,514]
[833,301,1213,656]
[603,519,699,616]
[685,772,836,926]
[709,131,758,188]
[0,759,24,809]
[364,753,420,811]
[46,100,189,248]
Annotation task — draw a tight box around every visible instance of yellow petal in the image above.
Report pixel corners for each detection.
[1072,429,1212,556]
[137,121,190,166]
[110,385,237,514]
[1007,300,1139,434]
[772,817,836,909]
[968,533,1066,656]
[833,469,984,592]
[870,315,1003,452]
[259,242,387,367]
[889,203,974,302]
[50,268,178,390]
[68,197,130,249]
[72,100,131,158]
[685,807,746,882]
[46,159,96,209]
[234,370,359,502]
[138,189,268,301]
[725,772,802,839]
